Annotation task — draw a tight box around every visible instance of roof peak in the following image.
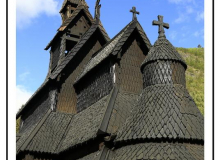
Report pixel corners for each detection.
[141,36,186,70]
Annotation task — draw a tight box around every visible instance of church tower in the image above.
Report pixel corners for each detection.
[45,0,93,75]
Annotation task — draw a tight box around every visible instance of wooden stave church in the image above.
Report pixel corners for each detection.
[16,0,204,160]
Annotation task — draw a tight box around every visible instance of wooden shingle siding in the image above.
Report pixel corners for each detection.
[76,61,113,112]
[56,39,102,114]
[107,91,139,134]
[20,94,49,134]
[69,14,90,37]
[51,39,61,71]
[118,38,145,94]
[142,60,186,88]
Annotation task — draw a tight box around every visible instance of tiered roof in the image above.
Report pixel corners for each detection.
[16,3,204,159]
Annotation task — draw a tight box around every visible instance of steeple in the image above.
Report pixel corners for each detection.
[45,0,94,77]
[60,0,89,23]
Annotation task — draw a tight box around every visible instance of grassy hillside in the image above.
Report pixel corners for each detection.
[177,48,204,115]
[16,117,21,133]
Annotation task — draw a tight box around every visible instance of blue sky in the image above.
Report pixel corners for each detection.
[16,0,204,110]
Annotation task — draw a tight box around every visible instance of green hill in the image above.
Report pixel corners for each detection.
[177,48,204,115]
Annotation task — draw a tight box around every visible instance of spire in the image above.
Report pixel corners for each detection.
[94,0,101,24]
[130,6,139,21]
[153,15,169,38]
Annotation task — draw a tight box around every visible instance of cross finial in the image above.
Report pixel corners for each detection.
[130,7,139,21]
[153,15,169,38]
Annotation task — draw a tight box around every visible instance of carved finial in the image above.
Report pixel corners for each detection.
[130,7,139,21]
[152,15,169,38]
[95,0,101,23]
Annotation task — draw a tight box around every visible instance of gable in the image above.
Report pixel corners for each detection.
[116,29,147,94]
[66,11,91,37]
[56,29,108,114]
[74,21,151,85]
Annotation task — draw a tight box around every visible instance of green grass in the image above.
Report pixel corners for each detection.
[16,117,21,133]
[177,47,204,115]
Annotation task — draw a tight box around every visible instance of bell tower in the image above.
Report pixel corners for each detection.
[45,0,93,77]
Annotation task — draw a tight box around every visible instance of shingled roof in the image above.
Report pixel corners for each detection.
[21,112,72,154]
[17,21,110,119]
[141,37,187,70]
[58,94,110,152]
[74,20,151,84]
[17,93,111,155]
[50,21,110,80]
[112,33,204,159]
[108,143,204,160]
[115,35,203,142]
[45,4,94,50]
[115,84,204,142]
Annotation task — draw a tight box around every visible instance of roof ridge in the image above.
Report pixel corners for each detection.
[98,87,119,134]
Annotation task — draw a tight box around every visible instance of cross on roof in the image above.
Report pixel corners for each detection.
[130,7,139,21]
[153,15,169,38]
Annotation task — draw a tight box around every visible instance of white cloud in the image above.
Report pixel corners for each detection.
[193,28,204,38]
[196,11,204,22]
[16,85,33,112]
[19,71,30,81]
[174,14,188,23]
[193,31,200,37]
[17,0,60,28]
[186,6,194,14]
[168,0,195,4]
[169,31,177,40]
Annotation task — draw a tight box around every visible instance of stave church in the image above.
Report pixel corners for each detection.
[16,0,204,159]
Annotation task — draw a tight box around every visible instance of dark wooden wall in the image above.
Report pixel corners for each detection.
[51,39,61,71]
[69,14,91,38]
[56,36,103,114]
[20,153,53,160]
[116,37,146,94]
[142,60,186,88]
[76,61,113,112]
[20,94,49,134]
